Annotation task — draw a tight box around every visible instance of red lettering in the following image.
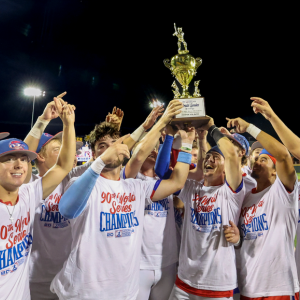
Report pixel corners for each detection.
[6,232,14,249]
[101,192,106,203]
[110,201,117,214]
[0,225,7,239]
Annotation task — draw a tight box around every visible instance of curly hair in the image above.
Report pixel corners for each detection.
[87,121,120,151]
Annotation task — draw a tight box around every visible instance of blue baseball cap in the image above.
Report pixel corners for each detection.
[225,133,250,156]
[36,132,63,153]
[0,132,10,140]
[207,146,224,157]
[0,138,37,161]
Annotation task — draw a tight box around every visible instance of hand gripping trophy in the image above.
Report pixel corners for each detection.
[163,24,208,128]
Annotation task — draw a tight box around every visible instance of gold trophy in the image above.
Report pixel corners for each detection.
[164,24,209,127]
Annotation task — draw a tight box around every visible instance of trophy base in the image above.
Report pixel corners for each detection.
[170,116,210,129]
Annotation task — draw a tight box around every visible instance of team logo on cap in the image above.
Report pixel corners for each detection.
[44,133,52,137]
[9,141,26,150]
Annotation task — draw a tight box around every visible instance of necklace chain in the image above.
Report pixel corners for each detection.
[5,204,16,223]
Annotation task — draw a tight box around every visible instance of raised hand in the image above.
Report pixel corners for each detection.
[196,128,208,140]
[159,100,183,126]
[143,105,165,130]
[100,134,130,166]
[223,221,240,244]
[106,107,124,130]
[219,127,231,135]
[177,127,196,145]
[250,97,275,120]
[226,117,249,133]
[197,115,214,131]
[40,92,67,121]
[53,98,76,126]
[165,124,179,136]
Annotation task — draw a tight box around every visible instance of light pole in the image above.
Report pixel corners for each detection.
[24,88,45,128]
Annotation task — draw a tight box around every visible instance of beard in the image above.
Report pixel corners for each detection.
[251,170,259,179]
[105,158,124,169]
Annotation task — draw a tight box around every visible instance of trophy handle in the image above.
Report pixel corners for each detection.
[163,59,172,71]
[195,57,202,70]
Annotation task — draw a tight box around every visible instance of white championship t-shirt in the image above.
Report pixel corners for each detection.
[121,170,178,269]
[177,179,245,291]
[0,179,43,300]
[50,175,158,300]
[29,163,90,284]
[242,166,252,176]
[295,184,300,285]
[243,173,257,194]
[238,176,299,297]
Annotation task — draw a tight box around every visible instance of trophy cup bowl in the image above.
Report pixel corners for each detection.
[171,54,197,98]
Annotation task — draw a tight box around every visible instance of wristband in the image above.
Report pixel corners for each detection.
[130,125,145,142]
[208,124,217,136]
[208,125,224,144]
[177,151,192,165]
[246,124,261,139]
[181,143,192,151]
[29,118,50,139]
[91,156,106,174]
[233,237,241,247]
[173,133,182,150]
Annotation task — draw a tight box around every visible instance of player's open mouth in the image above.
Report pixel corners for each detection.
[205,165,214,170]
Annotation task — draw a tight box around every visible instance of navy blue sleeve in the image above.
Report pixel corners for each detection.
[155,135,173,179]
[226,179,244,193]
[59,167,99,219]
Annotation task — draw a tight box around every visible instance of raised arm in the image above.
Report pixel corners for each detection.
[187,129,208,181]
[154,125,178,179]
[41,98,76,199]
[124,100,183,179]
[24,92,67,151]
[226,116,296,191]
[199,117,242,190]
[23,92,69,183]
[59,135,130,219]
[106,105,164,151]
[151,127,195,201]
[251,97,300,160]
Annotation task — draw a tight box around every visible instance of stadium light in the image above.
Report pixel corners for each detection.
[24,87,45,128]
[149,100,164,108]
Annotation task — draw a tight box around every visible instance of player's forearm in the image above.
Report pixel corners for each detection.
[132,120,164,164]
[56,123,76,172]
[122,136,137,151]
[170,161,190,190]
[255,130,290,162]
[209,127,241,189]
[269,114,300,160]
[60,158,105,219]
[24,116,50,151]
[188,139,206,181]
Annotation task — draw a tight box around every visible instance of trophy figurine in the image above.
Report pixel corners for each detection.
[172,81,181,98]
[163,24,209,128]
[193,80,201,97]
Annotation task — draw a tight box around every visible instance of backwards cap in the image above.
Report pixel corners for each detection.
[225,133,250,156]
[207,145,224,158]
[0,138,37,160]
[260,149,276,165]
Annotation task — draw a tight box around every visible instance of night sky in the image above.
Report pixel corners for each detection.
[0,1,299,145]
